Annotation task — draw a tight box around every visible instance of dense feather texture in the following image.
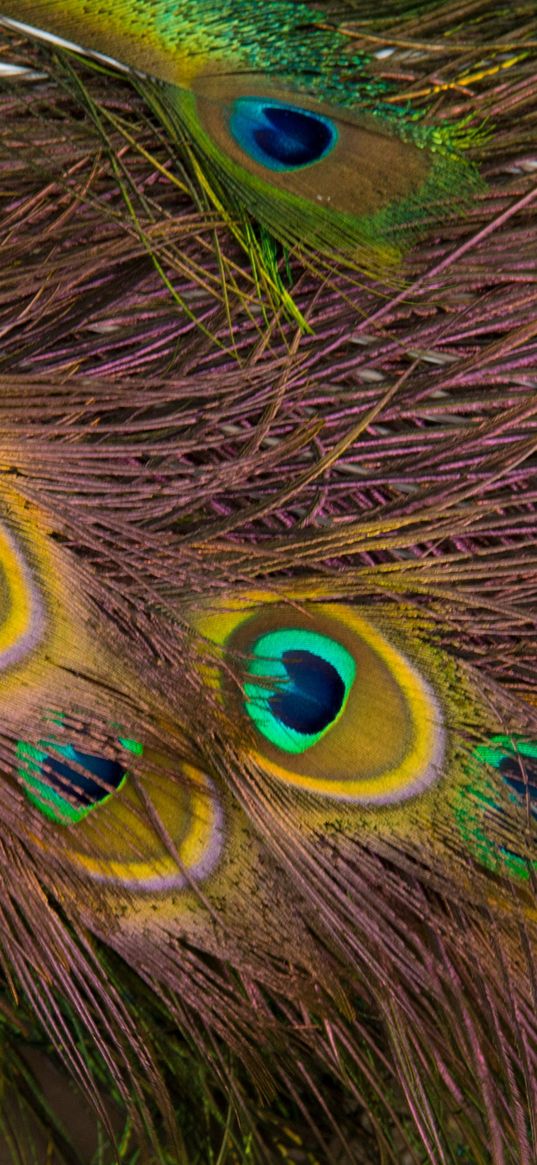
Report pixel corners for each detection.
[0,2,536,1163]
[0,0,483,273]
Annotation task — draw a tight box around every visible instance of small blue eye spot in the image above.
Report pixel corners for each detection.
[498,754,537,817]
[460,736,537,880]
[229,97,338,172]
[17,738,135,825]
[45,746,125,805]
[474,736,537,816]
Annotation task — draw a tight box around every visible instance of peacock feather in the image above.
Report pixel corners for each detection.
[0,1,536,1163]
[0,0,484,280]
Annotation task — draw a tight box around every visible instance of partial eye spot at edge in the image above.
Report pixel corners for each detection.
[18,732,226,894]
[456,735,537,881]
[17,739,128,825]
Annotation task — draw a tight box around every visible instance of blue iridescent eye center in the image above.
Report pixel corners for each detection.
[269,649,345,734]
[43,746,126,808]
[229,97,338,171]
[498,752,537,815]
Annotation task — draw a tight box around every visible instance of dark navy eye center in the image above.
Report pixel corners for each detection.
[253,106,334,167]
[43,747,126,808]
[498,754,537,816]
[229,97,338,171]
[459,737,537,881]
[18,730,142,824]
[270,649,345,735]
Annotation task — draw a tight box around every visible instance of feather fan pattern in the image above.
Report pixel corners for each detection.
[0,1,536,1163]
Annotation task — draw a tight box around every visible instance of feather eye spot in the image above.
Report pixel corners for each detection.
[475,736,537,815]
[197,598,445,803]
[244,629,355,754]
[19,727,226,891]
[17,739,130,825]
[229,97,337,171]
[458,737,537,880]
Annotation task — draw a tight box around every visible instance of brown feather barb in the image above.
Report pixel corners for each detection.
[0,2,536,1164]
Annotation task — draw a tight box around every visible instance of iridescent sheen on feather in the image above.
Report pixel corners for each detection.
[0,0,482,267]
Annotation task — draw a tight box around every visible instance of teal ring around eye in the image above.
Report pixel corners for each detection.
[244,628,356,754]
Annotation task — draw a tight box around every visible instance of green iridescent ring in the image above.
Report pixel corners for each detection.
[244,628,356,754]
